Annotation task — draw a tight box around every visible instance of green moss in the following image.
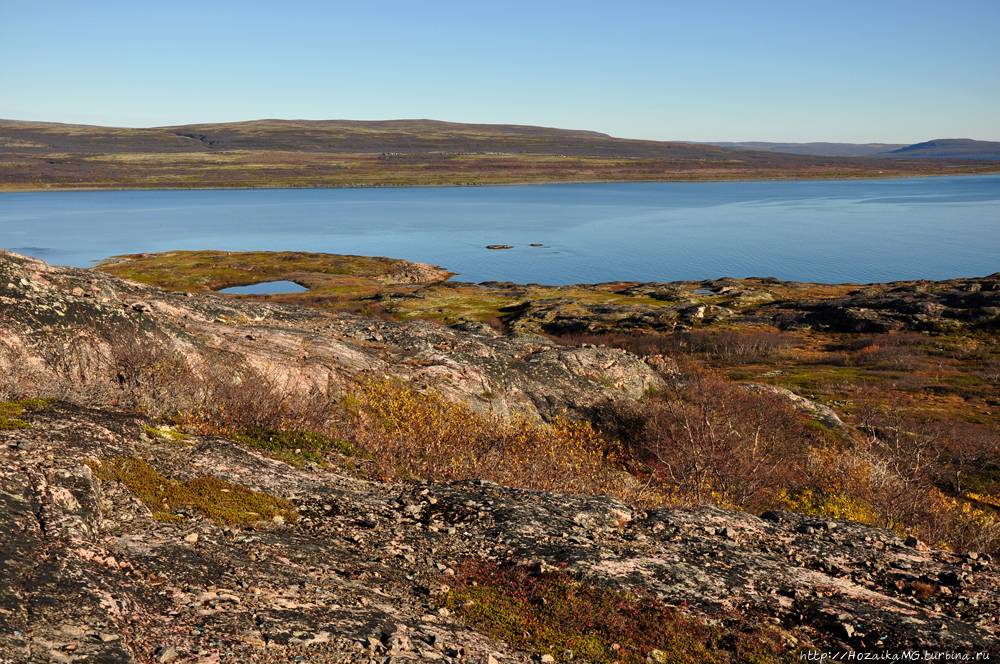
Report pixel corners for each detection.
[143,425,190,442]
[86,456,296,526]
[0,398,56,430]
[230,428,368,467]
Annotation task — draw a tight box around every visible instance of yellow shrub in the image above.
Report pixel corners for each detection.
[772,488,881,526]
[343,378,624,496]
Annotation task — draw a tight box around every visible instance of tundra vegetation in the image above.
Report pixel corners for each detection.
[89,251,1000,557]
[4,248,1000,659]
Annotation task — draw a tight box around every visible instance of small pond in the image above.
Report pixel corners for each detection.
[217,281,308,295]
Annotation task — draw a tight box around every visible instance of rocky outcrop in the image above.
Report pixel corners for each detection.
[495,277,1000,336]
[750,282,1000,332]
[1,402,998,663]
[0,251,660,422]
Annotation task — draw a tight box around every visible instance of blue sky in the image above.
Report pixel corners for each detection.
[2,1,998,143]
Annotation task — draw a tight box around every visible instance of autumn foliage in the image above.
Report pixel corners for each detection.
[339,377,623,495]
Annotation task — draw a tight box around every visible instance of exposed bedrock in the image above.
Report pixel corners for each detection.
[0,250,660,421]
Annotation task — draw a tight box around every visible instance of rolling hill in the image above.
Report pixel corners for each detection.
[2,118,999,190]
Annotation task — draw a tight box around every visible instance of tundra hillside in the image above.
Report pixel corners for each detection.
[1,249,999,662]
[3,119,1000,190]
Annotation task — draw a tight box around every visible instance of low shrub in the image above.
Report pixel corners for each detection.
[632,372,811,510]
[772,489,882,526]
[545,330,795,364]
[180,359,337,434]
[853,344,924,371]
[841,332,928,352]
[339,377,624,495]
[439,560,794,664]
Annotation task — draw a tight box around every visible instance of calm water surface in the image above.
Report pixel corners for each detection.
[218,280,308,294]
[2,175,998,285]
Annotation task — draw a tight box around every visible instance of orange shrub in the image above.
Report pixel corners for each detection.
[340,377,624,495]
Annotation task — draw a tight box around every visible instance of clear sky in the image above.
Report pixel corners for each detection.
[2,0,998,143]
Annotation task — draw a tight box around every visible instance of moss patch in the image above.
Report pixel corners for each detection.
[143,425,190,442]
[0,398,56,430]
[87,456,296,526]
[229,428,365,467]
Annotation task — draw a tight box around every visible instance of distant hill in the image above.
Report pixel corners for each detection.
[0,118,726,159]
[703,141,907,157]
[2,119,1000,190]
[704,139,1000,160]
[886,138,1000,159]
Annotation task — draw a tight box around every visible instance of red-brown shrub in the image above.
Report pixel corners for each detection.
[634,372,810,509]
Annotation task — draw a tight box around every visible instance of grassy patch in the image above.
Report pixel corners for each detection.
[439,560,794,664]
[0,398,56,430]
[86,456,297,526]
[143,425,190,442]
[229,428,365,467]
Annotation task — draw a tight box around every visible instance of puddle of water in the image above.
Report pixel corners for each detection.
[218,280,308,294]
[692,289,715,294]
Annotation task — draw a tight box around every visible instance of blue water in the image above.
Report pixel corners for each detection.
[218,280,309,294]
[2,175,998,285]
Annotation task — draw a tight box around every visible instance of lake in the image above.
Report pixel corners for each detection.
[2,175,998,285]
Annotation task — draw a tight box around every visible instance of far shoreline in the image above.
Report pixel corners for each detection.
[3,168,1000,194]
